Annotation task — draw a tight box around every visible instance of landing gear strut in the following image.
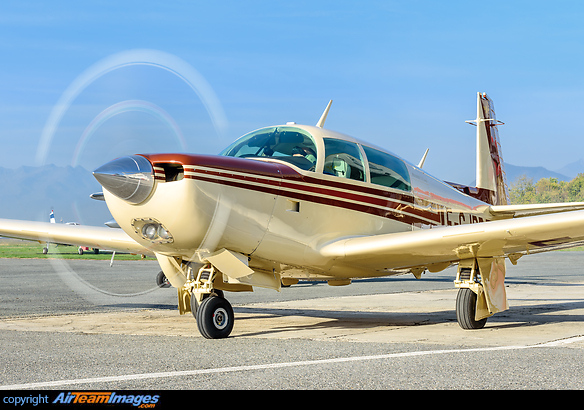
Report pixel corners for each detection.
[177,263,236,339]
[454,257,509,330]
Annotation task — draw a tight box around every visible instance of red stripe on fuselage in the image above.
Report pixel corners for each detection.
[186,167,441,225]
[186,172,426,226]
[143,154,440,226]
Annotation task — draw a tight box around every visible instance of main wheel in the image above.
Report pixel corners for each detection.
[195,295,234,339]
[156,271,171,288]
[456,288,487,330]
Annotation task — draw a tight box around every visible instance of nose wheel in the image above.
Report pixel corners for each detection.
[195,294,234,339]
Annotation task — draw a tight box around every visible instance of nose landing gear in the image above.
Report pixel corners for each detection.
[195,295,234,339]
[178,264,236,339]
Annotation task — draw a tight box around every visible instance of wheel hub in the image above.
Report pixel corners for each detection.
[212,308,228,330]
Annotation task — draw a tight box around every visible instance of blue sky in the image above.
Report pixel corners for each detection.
[1,0,584,183]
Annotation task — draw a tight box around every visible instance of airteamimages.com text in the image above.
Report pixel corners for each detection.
[2,392,161,407]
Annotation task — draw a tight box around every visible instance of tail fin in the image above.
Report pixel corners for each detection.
[50,210,55,224]
[465,92,509,205]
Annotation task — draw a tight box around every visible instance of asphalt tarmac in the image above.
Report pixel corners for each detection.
[2,252,584,389]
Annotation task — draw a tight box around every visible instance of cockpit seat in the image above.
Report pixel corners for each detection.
[324,155,351,178]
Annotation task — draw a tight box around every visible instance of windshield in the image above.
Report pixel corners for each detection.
[220,126,317,171]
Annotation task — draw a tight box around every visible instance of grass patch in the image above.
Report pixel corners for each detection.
[0,238,146,260]
[559,245,584,251]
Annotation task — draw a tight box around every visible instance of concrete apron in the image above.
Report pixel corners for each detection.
[2,282,584,347]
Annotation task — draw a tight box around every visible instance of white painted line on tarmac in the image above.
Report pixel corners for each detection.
[3,335,584,390]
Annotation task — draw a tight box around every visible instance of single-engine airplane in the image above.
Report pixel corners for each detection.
[3,92,584,338]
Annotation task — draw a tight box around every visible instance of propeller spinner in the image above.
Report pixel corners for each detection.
[93,155,155,205]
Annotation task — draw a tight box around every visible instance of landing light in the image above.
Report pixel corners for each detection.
[142,224,158,240]
[132,218,173,244]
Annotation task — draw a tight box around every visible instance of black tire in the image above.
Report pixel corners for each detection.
[190,290,224,318]
[156,271,171,288]
[456,288,487,330]
[195,295,234,339]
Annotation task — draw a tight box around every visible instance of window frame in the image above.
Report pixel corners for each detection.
[361,145,412,192]
[322,137,367,182]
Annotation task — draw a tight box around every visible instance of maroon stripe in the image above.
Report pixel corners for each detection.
[298,174,415,205]
[185,173,438,226]
[187,168,441,224]
[148,153,414,205]
[187,174,281,197]
[191,167,403,208]
[184,162,415,205]
[189,168,281,188]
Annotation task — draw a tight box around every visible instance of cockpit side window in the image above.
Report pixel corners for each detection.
[220,126,317,171]
[362,146,411,191]
[323,138,365,182]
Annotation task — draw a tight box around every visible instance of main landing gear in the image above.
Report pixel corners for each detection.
[454,257,509,330]
[454,260,489,330]
[456,288,487,329]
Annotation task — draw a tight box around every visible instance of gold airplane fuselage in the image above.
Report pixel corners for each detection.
[102,125,491,281]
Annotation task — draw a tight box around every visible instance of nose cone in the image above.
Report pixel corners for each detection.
[93,155,154,204]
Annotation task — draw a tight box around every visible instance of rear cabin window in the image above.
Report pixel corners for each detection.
[323,138,365,182]
[220,126,317,171]
[362,145,411,191]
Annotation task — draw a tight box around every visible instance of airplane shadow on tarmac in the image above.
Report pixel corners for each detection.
[231,299,584,338]
[232,306,455,338]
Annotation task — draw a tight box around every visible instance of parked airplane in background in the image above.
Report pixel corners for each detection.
[41,210,99,255]
[40,210,56,255]
[3,92,584,339]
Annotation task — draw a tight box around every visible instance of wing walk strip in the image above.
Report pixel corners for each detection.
[184,166,442,226]
[4,336,584,390]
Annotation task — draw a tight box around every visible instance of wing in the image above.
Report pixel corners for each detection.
[488,202,584,218]
[319,209,584,272]
[0,218,151,255]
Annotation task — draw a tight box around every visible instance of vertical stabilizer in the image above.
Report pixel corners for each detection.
[465,93,509,205]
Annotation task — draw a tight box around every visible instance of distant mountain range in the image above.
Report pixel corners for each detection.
[504,163,571,183]
[0,164,112,226]
[1,159,584,226]
[504,158,584,184]
[468,159,584,186]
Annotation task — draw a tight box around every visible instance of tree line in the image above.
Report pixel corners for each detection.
[508,174,584,204]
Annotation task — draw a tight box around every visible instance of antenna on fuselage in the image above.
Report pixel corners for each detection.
[417,148,429,168]
[316,100,333,128]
